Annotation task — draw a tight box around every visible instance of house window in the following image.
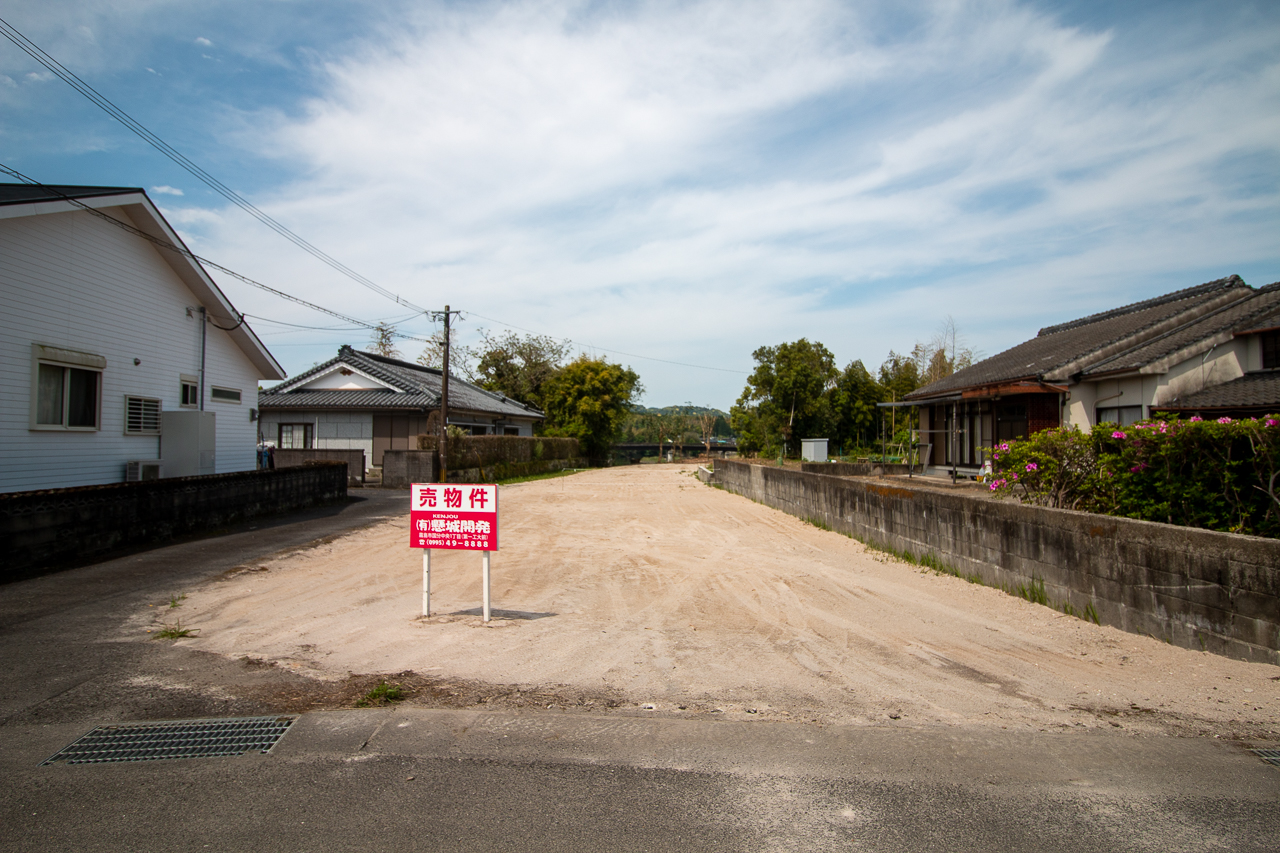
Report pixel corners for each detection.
[1262,331,1280,370]
[1096,405,1143,427]
[211,386,242,404]
[180,375,200,408]
[278,423,314,449]
[124,396,162,435]
[503,427,520,436]
[31,344,104,431]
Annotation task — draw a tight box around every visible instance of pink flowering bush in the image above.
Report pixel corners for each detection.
[989,415,1280,537]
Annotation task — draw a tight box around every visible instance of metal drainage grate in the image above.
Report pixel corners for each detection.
[41,715,297,766]
[1252,749,1280,767]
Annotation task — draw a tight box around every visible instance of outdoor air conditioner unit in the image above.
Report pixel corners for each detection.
[126,460,163,482]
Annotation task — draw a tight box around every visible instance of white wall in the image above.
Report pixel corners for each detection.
[257,411,375,469]
[0,206,266,493]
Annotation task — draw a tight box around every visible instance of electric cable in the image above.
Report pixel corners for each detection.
[0,164,431,343]
[0,15,426,314]
[462,309,750,374]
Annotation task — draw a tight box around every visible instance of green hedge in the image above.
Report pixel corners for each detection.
[988,416,1280,537]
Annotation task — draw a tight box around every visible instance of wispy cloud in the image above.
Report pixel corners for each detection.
[151,185,183,195]
[105,0,1280,404]
[194,36,212,47]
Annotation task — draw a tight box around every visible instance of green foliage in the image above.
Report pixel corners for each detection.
[829,360,882,449]
[541,356,643,462]
[1016,577,1049,606]
[731,339,837,456]
[356,680,405,707]
[153,621,197,639]
[984,427,1098,509]
[472,330,570,409]
[989,416,1280,537]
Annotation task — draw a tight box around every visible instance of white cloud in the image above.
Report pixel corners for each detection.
[151,185,184,195]
[195,36,212,46]
[185,0,1280,406]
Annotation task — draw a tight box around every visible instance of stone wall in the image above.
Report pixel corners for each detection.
[713,460,1280,664]
[1,463,349,581]
[274,449,366,484]
[381,450,438,489]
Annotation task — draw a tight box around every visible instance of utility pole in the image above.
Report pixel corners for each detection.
[431,305,462,484]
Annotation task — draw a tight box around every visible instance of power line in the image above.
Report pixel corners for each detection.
[0,165,431,343]
[462,309,750,375]
[0,15,426,314]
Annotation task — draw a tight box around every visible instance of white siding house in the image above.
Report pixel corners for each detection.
[0,184,285,494]
[258,346,544,470]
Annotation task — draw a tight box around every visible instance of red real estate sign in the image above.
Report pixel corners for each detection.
[410,483,498,551]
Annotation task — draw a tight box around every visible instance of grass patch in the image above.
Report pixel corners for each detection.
[153,620,197,639]
[168,593,186,608]
[1015,577,1049,606]
[496,468,585,486]
[356,680,406,707]
[1083,601,1100,625]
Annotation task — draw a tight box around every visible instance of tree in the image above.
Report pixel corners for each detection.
[369,321,399,358]
[691,407,720,453]
[471,330,570,410]
[730,339,837,457]
[830,359,883,451]
[541,356,642,462]
[416,331,478,381]
[912,315,977,386]
[878,350,922,445]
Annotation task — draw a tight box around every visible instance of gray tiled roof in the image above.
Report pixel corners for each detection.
[259,347,544,419]
[904,276,1251,401]
[257,390,437,410]
[0,183,143,206]
[1157,372,1280,413]
[1083,282,1280,377]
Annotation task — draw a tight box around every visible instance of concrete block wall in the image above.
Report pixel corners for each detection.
[714,460,1280,664]
[382,450,438,489]
[1,463,349,581]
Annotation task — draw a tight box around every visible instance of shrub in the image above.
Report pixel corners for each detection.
[989,416,1280,537]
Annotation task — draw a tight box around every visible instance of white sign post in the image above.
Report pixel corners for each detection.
[409,483,499,622]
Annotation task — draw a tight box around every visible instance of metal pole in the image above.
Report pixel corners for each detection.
[422,549,431,618]
[482,550,491,623]
[198,307,207,411]
[439,305,451,484]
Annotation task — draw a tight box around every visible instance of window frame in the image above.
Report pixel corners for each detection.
[210,385,242,404]
[124,395,163,436]
[180,374,200,409]
[1261,331,1280,370]
[1096,405,1143,427]
[29,344,105,432]
[278,423,314,449]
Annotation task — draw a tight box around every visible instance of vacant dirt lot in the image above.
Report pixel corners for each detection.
[149,465,1280,739]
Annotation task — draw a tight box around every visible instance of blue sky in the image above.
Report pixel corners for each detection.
[2,0,1278,409]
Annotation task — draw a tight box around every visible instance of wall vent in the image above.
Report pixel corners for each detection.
[126,460,163,481]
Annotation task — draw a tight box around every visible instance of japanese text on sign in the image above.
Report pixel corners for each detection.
[409,483,498,550]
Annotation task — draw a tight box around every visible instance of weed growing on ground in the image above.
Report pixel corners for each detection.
[1084,601,1101,625]
[153,620,197,639]
[168,593,186,608]
[1016,577,1049,606]
[356,681,406,707]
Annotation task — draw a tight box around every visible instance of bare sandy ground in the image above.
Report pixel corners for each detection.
[153,466,1280,738]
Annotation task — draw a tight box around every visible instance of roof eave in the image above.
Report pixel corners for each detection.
[5,192,286,380]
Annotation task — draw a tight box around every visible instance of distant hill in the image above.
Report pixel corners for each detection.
[631,405,730,418]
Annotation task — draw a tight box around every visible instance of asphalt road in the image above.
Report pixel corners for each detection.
[1,490,1277,852]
